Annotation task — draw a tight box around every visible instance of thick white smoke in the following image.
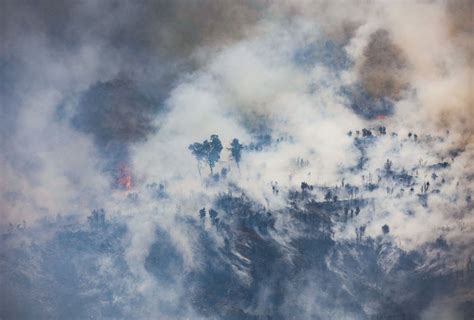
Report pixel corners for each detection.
[1,0,473,318]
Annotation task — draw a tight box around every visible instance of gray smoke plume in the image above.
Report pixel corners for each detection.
[1,0,473,319]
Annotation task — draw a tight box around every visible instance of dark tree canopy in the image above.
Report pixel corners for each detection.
[229,138,243,168]
[209,209,218,220]
[208,135,223,173]
[189,134,223,174]
[199,208,206,219]
[189,141,210,163]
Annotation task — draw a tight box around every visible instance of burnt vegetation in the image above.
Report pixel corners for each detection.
[1,126,472,319]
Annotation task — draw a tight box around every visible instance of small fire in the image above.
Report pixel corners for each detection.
[116,163,132,191]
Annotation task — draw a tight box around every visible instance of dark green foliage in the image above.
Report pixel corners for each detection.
[209,209,218,220]
[229,138,243,168]
[189,141,210,163]
[199,208,206,219]
[208,135,223,173]
[189,134,223,175]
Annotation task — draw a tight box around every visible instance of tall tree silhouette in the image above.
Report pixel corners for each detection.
[229,138,243,169]
[189,140,210,176]
[189,134,223,175]
[208,135,223,175]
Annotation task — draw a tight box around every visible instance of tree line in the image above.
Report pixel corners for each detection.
[188,135,243,176]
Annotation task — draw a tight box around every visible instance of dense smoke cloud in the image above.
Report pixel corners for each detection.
[359,29,408,100]
[72,78,158,147]
[1,0,473,319]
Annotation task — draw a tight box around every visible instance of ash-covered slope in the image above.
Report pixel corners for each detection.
[1,128,473,319]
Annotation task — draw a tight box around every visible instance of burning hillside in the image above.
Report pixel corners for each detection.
[1,0,473,319]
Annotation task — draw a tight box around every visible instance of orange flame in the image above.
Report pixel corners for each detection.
[116,163,132,191]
